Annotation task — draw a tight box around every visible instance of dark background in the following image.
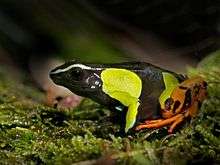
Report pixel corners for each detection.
[0,0,219,70]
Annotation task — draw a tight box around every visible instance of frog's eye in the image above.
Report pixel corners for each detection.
[70,67,83,80]
[164,98,174,110]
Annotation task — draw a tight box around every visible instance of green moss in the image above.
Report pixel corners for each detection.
[0,52,219,164]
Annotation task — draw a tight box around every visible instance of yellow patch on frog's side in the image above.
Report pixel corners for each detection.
[159,72,180,109]
[101,68,142,132]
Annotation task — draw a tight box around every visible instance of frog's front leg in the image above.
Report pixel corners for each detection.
[135,114,185,133]
[142,119,163,124]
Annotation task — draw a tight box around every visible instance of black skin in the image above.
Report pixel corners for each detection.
[50,61,185,132]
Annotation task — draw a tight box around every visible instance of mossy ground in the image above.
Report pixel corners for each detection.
[0,61,219,164]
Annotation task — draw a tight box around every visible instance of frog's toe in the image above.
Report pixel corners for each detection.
[135,122,158,130]
[135,124,150,131]
[143,119,163,124]
[135,119,165,131]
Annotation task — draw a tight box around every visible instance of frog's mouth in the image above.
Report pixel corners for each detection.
[49,71,63,85]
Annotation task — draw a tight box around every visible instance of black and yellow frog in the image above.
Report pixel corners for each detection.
[50,61,207,133]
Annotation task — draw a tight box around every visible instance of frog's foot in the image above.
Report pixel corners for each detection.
[135,114,185,133]
[168,114,184,133]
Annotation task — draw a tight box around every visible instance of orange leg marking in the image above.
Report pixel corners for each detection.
[144,119,163,124]
[168,109,196,133]
[168,114,184,133]
[136,102,200,133]
[167,102,200,133]
[188,101,199,117]
[136,114,183,132]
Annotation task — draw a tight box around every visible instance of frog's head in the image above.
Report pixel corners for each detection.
[49,61,103,96]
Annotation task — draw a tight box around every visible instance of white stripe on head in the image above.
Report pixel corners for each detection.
[51,63,102,74]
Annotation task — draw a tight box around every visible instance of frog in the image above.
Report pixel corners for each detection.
[49,61,206,133]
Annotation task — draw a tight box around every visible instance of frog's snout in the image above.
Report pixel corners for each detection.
[49,71,56,80]
[49,70,63,85]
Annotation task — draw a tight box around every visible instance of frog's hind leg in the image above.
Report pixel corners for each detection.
[188,101,199,117]
[143,119,163,124]
[135,114,184,133]
[168,114,185,133]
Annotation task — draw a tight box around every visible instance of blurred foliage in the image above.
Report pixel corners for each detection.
[1,0,219,66]
[0,51,219,164]
[198,50,220,70]
[82,0,220,53]
[0,0,130,65]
